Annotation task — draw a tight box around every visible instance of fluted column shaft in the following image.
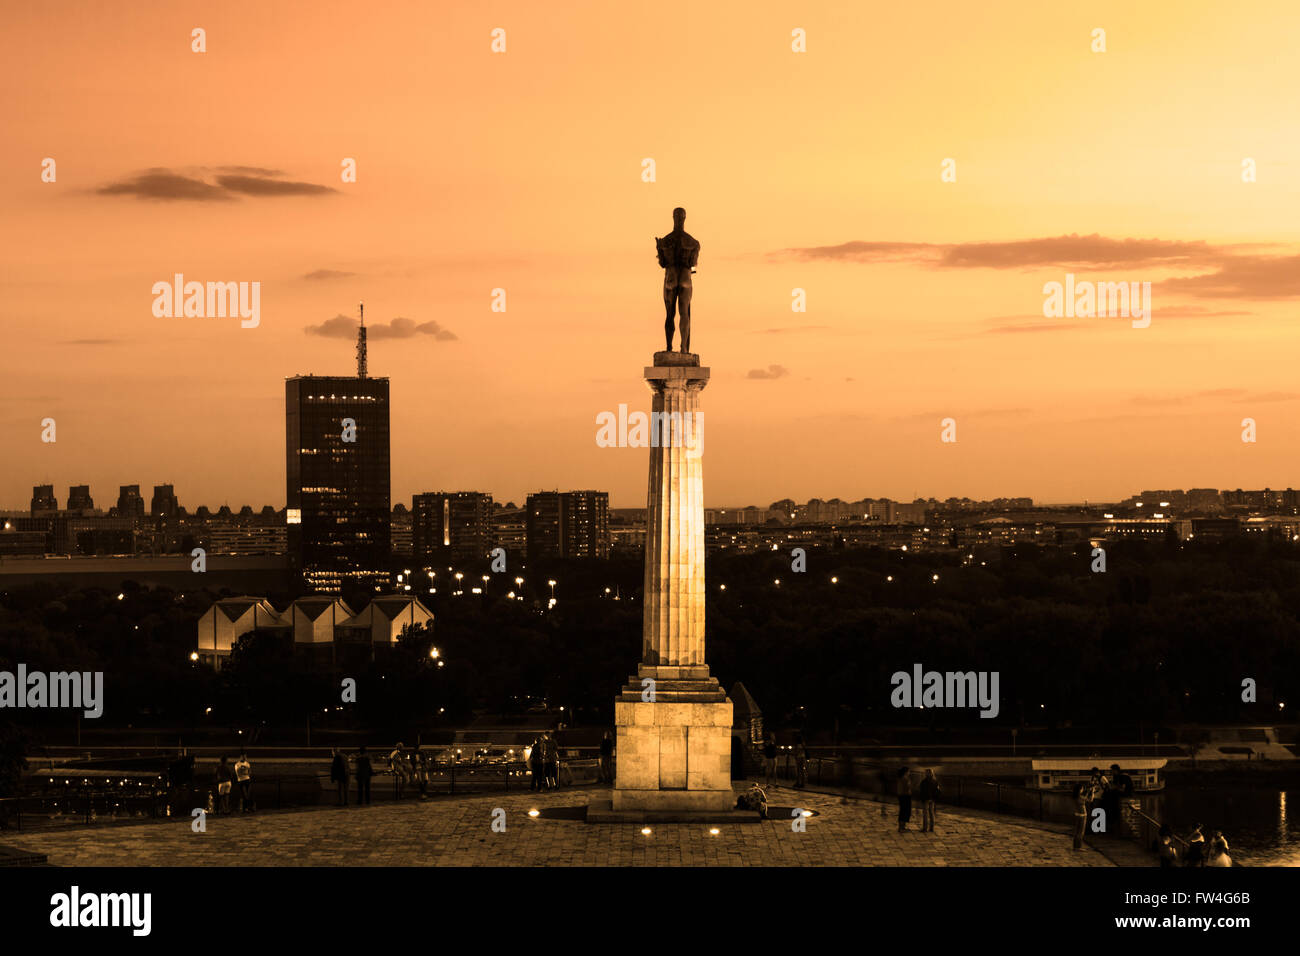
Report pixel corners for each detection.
[642,359,708,667]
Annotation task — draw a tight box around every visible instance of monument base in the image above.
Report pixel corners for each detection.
[608,690,734,813]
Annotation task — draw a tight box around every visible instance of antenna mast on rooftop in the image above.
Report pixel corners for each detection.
[356,301,368,378]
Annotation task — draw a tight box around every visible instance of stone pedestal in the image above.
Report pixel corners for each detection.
[609,669,733,811]
[596,350,738,819]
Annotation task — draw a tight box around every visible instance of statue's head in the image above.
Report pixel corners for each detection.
[672,207,686,228]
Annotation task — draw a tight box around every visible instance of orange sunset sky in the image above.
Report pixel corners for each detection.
[4,1,1300,510]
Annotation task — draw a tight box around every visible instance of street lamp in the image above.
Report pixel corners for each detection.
[547,579,556,600]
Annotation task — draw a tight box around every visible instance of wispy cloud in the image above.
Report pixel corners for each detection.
[98,170,230,201]
[97,166,335,201]
[303,269,356,281]
[305,314,457,341]
[747,364,789,380]
[775,234,1216,269]
[986,321,1089,334]
[773,233,1300,302]
[1160,254,1300,299]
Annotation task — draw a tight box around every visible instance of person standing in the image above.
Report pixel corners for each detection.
[355,745,373,806]
[1207,830,1232,867]
[763,733,778,789]
[389,742,408,800]
[1071,782,1088,851]
[412,747,428,799]
[896,766,913,833]
[234,751,253,813]
[213,756,234,815]
[599,731,614,785]
[528,737,543,791]
[793,733,808,789]
[917,768,940,832]
[542,733,559,790]
[1157,824,1179,867]
[330,747,350,806]
[1185,824,1207,866]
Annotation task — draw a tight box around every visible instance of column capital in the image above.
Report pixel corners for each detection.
[644,363,710,389]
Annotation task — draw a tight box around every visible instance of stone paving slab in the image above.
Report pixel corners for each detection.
[1,786,1116,867]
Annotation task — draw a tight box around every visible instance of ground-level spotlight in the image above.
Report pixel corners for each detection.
[528,809,540,818]
[708,827,720,836]
[641,827,652,836]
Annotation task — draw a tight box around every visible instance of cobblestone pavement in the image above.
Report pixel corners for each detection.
[3,786,1117,867]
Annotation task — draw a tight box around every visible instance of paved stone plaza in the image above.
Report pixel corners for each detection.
[3,786,1131,866]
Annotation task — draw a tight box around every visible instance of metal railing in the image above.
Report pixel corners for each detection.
[2,752,608,831]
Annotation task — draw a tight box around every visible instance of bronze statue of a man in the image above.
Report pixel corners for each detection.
[656,207,700,353]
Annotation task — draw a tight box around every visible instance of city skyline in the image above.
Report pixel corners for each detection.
[11,473,1300,514]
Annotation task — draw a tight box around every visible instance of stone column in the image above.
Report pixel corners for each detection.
[642,352,708,674]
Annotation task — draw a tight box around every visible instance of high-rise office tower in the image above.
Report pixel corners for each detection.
[525,490,611,560]
[151,484,179,519]
[116,485,145,520]
[412,492,494,563]
[30,484,57,518]
[67,485,94,513]
[285,306,391,592]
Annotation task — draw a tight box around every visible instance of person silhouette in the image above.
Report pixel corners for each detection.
[656,207,700,353]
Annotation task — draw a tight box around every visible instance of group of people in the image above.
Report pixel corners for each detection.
[1159,822,1232,867]
[761,732,810,789]
[527,733,562,791]
[891,766,941,833]
[1071,764,1136,851]
[328,743,430,806]
[210,752,254,815]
